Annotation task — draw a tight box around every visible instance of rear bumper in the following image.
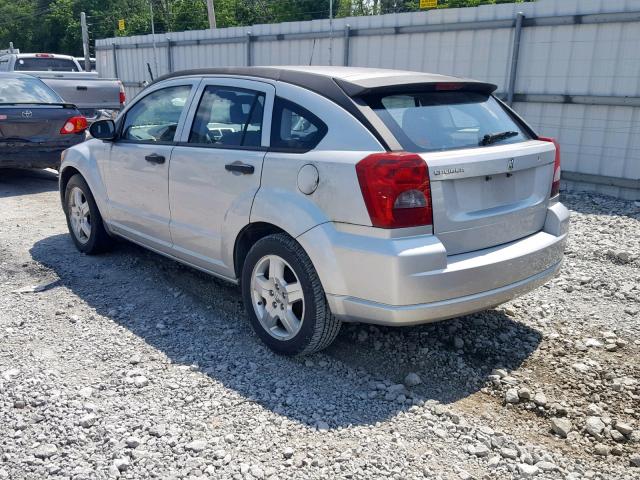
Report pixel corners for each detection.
[298,202,569,326]
[327,261,561,326]
[0,140,83,169]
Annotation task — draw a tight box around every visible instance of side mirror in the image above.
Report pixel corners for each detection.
[89,119,117,140]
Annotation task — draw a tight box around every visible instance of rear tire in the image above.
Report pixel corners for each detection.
[241,233,341,355]
[64,174,113,254]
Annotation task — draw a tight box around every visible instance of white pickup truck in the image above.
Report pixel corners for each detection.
[0,53,124,121]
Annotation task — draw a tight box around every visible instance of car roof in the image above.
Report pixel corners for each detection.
[0,72,39,79]
[151,66,498,152]
[154,66,496,96]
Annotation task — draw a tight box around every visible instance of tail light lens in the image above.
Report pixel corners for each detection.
[356,152,432,229]
[539,137,561,197]
[119,82,126,105]
[60,116,88,135]
[435,82,465,91]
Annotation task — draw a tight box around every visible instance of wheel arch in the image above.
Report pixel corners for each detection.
[59,165,81,204]
[58,143,111,224]
[233,222,287,281]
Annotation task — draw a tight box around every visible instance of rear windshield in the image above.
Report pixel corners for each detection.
[0,77,62,104]
[14,57,79,72]
[365,91,529,153]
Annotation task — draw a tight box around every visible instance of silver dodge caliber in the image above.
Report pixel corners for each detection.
[59,66,569,355]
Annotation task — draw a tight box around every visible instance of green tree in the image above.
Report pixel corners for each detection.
[0,0,535,55]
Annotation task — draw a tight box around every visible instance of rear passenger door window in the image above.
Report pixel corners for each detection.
[189,86,265,148]
[271,98,327,152]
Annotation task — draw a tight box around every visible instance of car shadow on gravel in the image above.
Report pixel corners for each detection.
[0,168,58,198]
[30,233,542,428]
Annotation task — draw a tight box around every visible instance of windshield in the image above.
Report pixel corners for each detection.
[14,57,79,72]
[0,77,63,104]
[365,91,529,153]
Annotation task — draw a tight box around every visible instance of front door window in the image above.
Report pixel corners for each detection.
[121,85,192,143]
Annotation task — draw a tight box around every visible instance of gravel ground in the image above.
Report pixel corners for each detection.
[0,168,638,480]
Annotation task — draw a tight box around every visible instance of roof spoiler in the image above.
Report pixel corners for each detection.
[334,76,497,97]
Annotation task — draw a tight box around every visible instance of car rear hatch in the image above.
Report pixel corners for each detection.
[424,140,554,255]
[360,83,556,255]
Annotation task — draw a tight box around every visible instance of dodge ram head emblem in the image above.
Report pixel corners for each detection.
[507,158,514,170]
[22,110,33,118]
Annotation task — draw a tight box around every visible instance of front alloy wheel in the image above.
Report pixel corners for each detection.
[68,186,92,244]
[64,174,113,254]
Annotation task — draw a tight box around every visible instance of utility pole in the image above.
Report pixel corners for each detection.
[80,12,91,72]
[328,0,333,65]
[149,0,159,78]
[206,0,217,29]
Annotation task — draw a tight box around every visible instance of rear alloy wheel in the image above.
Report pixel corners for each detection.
[242,233,341,355]
[250,254,305,341]
[64,174,113,254]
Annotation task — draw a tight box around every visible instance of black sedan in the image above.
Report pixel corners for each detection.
[0,72,87,169]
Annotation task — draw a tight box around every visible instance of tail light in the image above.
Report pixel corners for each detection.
[119,82,126,105]
[60,116,88,134]
[356,152,432,229]
[539,137,561,197]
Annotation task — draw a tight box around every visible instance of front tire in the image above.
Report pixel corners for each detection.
[241,233,341,355]
[64,174,113,254]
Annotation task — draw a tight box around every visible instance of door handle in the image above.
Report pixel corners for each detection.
[225,162,254,175]
[145,154,165,164]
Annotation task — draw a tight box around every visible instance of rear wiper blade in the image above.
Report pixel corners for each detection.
[480,131,519,146]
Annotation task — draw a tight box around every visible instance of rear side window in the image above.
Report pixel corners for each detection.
[189,86,265,148]
[365,91,529,153]
[0,77,62,104]
[14,57,79,72]
[271,98,327,152]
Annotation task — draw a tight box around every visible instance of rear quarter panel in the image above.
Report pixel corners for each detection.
[251,82,382,236]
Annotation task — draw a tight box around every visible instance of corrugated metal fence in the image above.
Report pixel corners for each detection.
[96,0,640,200]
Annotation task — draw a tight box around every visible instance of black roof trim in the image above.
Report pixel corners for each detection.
[153,67,392,150]
[151,68,497,151]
